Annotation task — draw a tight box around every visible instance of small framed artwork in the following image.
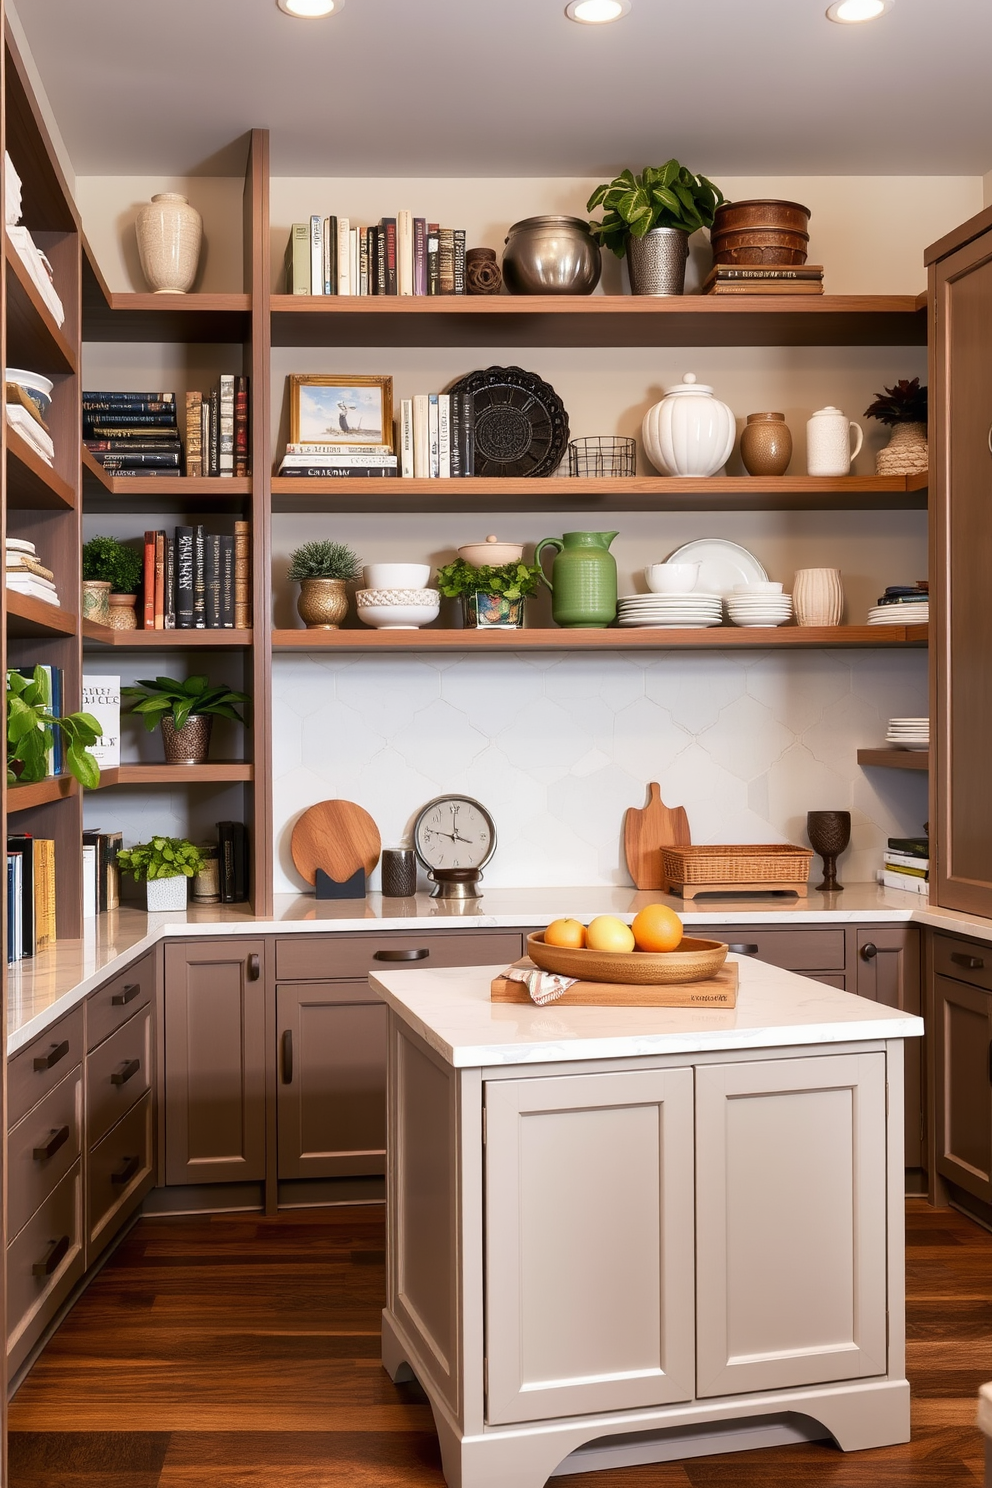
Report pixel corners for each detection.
[289,373,393,448]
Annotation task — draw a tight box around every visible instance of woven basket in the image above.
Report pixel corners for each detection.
[875,422,928,476]
[661,843,813,887]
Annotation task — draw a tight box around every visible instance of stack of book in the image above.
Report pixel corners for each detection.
[184,377,249,477]
[8,665,65,774]
[6,538,59,606]
[7,834,56,963]
[82,830,122,918]
[84,391,181,475]
[277,443,398,479]
[141,523,251,630]
[217,821,249,902]
[5,382,55,465]
[882,836,929,897]
[702,265,824,296]
[286,213,467,296]
[401,391,474,478]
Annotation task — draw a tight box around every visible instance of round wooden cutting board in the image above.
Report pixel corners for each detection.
[291,800,381,885]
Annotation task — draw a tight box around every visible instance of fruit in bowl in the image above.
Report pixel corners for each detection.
[544,917,586,948]
[586,915,636,952]
[631,902,684,951]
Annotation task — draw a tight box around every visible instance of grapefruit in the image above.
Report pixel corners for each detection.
[544,917,586,949]
[585,915,636,953]
[631,903,684,953]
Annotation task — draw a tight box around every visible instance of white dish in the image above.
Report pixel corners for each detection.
[644,562,700,594]
[732,581,783,595]
[666,538,768,597]
[358,603,440,630]
[363,563,431,589]
[617,618,723,628]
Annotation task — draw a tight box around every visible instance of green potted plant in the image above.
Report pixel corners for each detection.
[81,536,144,629]
[287,540,362,630]
[116,835,205,911]
[435,558,544,630]
[587,160,724,297]
[864,376,928,476]
[7,666,103,788]
[121,674,249,764]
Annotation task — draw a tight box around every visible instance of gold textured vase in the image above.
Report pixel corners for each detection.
[161,714,213,764]
[297,577,349,630]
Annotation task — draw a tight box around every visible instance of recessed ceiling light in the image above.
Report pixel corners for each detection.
[826,0,891,22]
[277,0,343,18]
[565,0,631,24]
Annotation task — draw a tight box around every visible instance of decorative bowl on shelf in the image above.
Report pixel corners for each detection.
[526,931,728,985]
[363,563,431,589]
[458,536,525,567]
[356,588,440,630]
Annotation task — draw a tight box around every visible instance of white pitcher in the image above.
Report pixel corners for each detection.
[806,406,864,477]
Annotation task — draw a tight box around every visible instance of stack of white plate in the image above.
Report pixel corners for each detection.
[885,717,929,750]
[868,602,929,624]
[726,593,794,627]
[616,593,723,629]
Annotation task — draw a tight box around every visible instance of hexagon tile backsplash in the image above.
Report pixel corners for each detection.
[272,648,929,894]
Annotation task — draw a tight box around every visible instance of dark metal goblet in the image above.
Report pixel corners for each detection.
[807,810,851,892]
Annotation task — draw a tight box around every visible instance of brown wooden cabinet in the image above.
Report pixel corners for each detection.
[932,933,992,1204]
[853,928,923,1173]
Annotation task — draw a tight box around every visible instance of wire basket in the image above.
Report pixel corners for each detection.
[568,436,636,478]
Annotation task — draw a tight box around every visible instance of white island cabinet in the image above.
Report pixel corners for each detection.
[370,956,924,1488]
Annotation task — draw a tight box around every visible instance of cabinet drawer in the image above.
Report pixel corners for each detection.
[87,953,153,1053]
[932,934,992,992]
[7,1065,82,1242]
[86,1005,152,1149]
[277,978,380,1007]
[87,1091,153,1261]
[275,931,524,981]
[707,928,846,972]
[7,1161,84,1374]
[9,1008,84,1128]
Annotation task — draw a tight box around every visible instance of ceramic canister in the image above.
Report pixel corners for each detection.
[806,406,864,477]
[793,568,844,627]
[642,373,736,477]
[740,412,793,477]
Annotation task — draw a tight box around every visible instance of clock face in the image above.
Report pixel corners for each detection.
[413,796,496,872]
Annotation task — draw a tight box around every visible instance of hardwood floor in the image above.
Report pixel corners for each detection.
[7,1200,989,1486]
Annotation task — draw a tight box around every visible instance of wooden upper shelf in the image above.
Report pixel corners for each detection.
[272,623,928,653]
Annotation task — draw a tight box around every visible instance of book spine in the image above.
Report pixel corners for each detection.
[220,535,235,627]
[460,390,475,476]
[359,227,369,296]
[427,223,439,294]
[105,831,121,912]
[707,266,824,281]
[705,281,824,295]
[322,215,334,295]
[82,391,175,404]
[176,526,194,627]
[397,209,413,296]
[382,218,397,294]
[310,214,323,295]
[218,822,236,903]
[219,374,235,476]
[286,224,310,293]
[36,839,55,949]
[285,441,393,456]
[428,394,439,479]
[449,393,462,478]
[82,411,177,428]
[86,440,182,453]
[453,229,466,294]
[143,531,156,628]
[193,525,206,628]
[185,390,203,476]
[438,393,451,478]
[234,519,251,630]
[8,835,35,957]
[232,821,248,902]
[438,228,455,294]
[50,668,62,775]
[82,674,121,769]
[413,217,427,295]
[413,394,430,478]
[374,226,385,296]
[82,400,177,414]
[85,426,181,440]
[350,226,359,297]
[277,466,391,477]
[201,398,210,474]
[234,375,249,477]
[92,452,182,469]
[400,399,414,478]
[209,386,220,475]
[165,535,176,628]
[279,453,398,468]
[206,533,221,627]
[7,855,18,963]
[337,217,351,295]
[154,530,165,629]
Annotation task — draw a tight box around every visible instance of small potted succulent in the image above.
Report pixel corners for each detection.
[81,536,144,629]
[287,540,362,630]
[7,666,103,787]
[435,557,544,630]
[864,376,928,476]
[117,835,205,911]
[587,160,724,296]
[121,674,249,764]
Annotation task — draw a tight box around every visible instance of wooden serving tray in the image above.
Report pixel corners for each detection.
[491,959,738,1008]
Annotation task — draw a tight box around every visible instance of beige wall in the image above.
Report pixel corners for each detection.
[75,177,246,295]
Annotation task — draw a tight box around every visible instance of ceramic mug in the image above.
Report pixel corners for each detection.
[806,407,864,476]
[793,568,844,626]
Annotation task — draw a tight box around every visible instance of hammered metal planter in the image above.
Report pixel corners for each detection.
[297,577,349,630]
[161,714,213,764]
[627,227,690,296]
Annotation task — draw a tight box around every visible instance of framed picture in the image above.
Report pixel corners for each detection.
[289,373,393,448]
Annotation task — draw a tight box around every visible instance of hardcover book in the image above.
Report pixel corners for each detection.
[219,374,235,475]
[234,519,251,630]
[82,676,120,768]
[205,533,222,628]
[310,214,323,295]
[220,535,235,627]
[185,390,203,476]
[397,209,413,296]
[193,525,206,627]
[285,223,310,294]
[234,375,249,477]
[176,526,195,628]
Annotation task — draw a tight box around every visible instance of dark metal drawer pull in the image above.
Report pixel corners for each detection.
[728,944,759,956]
[861,943,878,961]
[952,952,984,970]
[111,1155,141,1187]
[373,948,429,962]
[33,1126,70,1162]
[32,1234,69,1278]
[111,1058,141,1087]
[34,1040,69,1073]
[282,1029,293,1084]
[247,953,261,981]
[111,983,141,1007]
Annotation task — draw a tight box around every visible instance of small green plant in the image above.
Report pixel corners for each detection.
[6,667,102,788]
[81,536,143,594]
[587,160,724,258]
[864,377,928,426]
[121,675,250,733]
[435,558,544,601]
[287,541,362,581]
[117,836,205,883]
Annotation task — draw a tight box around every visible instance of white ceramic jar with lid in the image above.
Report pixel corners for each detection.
[642,373,736,477]
[805,406,864,476]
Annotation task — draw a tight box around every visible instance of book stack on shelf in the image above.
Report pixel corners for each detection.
[402,391,474,478]
[6,833,56,964]
[4,149,66,325]
[184,377,250,477]
[703,265,824,296]
[5,373,55,466]
[8,666,65,774]
[882,836,929,897]
[278,441,398,479]
[217,820,249,902]
[141,523,252,629]
[82,829,121,918]
[6,538,59,606]
[286,211,467,296]
[84,390,181,476]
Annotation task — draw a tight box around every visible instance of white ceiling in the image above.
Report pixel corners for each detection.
[12,0,992,179]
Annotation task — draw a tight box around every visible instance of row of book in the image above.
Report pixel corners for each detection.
[83,383,249,477]
[7,835,56,964]
[882,835,928,897]
[6,538,60,607]
[702,264,825,297]
[286,214,468,297]
[141,524,251,630]
[7,666,66,775]
[83,829,121,919]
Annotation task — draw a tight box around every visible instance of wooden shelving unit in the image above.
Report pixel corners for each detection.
[6,592,77,638]
[4,230,76,371]
[857,748,929,771]
[6,776,78,812]
[6,427,75,509]
[82,447,251,501]
[92,763,254,787]
[82,619,253,649]
[273,623,929,654]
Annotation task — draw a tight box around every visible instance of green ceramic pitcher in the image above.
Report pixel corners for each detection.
[535,530,619,628]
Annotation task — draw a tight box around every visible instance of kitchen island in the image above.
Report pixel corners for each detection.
[371,956,924,1488]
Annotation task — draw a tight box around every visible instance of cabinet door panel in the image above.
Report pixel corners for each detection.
[87,951,154,1052]
[86,1004,152,1149]
[87,1092,154,1261]
[485,1067,695,1425]
[9,1008,83,1128]
[695,1052,888,1398]
[934,973,992,1201]
[855,927,923,1169]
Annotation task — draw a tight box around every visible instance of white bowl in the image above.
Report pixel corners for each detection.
[458,537,524,567]
[645,563,700,594]
[356,587,440,630]
[732,581,783,595]
[363,563,431,589]
[356,587,439,606]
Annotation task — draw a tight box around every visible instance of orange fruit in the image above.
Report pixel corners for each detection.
[585,915,636,953]
[631,903,684,953]
[544,917,586,949]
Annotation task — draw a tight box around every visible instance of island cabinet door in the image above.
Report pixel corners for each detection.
[695,1052,888,1399]
[484,1066,695,1426]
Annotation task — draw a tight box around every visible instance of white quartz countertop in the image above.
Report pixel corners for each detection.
[369,957,925,1068]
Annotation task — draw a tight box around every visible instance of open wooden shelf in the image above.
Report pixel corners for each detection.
[6,427,75,509]
[93,762,254,787]
[4,232,76,371]
[82,252,251,342]
[82,448,250,500]
[5,590,77,639]
[7,775,77,812]
[272,623,929,653]
[82,619,253,648]
[857,748,929,771]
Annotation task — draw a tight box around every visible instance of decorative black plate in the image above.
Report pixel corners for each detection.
[446,365,569,478]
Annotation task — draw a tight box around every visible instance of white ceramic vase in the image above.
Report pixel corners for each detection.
[642,373,736,477]
[145,874,188,911]
[135,193,202,294]
[793,568,844,626]
[806,406,864,476]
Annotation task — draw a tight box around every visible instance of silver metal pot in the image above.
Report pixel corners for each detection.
[627,227,690,296]
[502,216,602,295]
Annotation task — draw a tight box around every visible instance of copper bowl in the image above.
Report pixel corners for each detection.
[712,239,809,267]
[711,199,811,266]
[526,931,728,985]
[713,199,811,234]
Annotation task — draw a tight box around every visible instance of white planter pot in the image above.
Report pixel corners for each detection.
[642,373,736,477]
[146,874,188,911]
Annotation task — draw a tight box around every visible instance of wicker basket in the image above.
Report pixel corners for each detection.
[661,843,813,898]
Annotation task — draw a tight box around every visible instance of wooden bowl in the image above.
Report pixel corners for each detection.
[713,199,811,235]
[527,932,728,985]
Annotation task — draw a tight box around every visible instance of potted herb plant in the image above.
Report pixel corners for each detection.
[7,666,103,788]
[287,540,362,630]
[587,160,724,296]
[117,835,205,911]
[435,558,544,630]
[121,674,249,764]
[864,376,928,476]
[81,536,143,629]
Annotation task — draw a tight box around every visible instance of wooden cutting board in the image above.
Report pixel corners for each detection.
[291,799,381,885]
[623,782,691,891]
[491,960,737,1008]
